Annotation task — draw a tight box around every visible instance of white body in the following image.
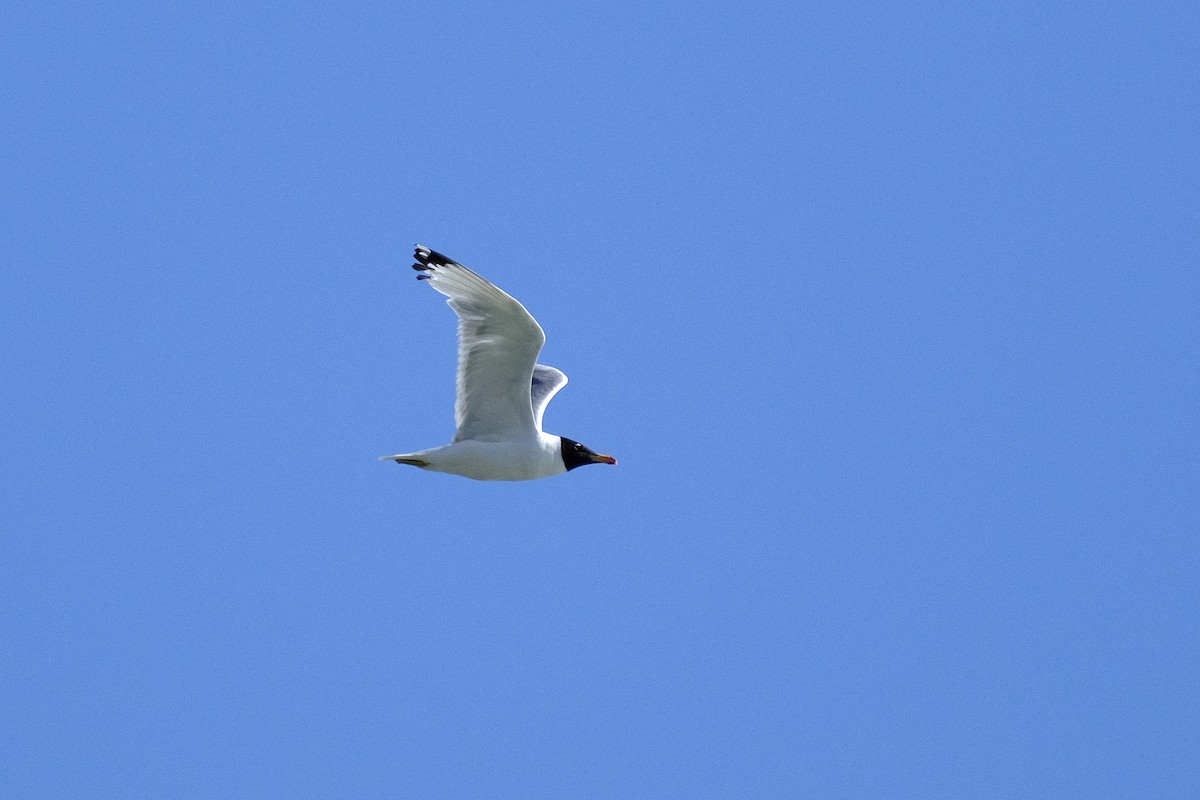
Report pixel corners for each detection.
[397,433,568,482]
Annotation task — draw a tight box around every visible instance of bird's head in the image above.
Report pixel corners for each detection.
[559,437,617,471]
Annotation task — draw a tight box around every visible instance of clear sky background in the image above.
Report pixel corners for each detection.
[3,2,1198,797]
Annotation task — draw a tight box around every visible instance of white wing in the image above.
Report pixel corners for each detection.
[413,245,545,442]
[530,364,568,431]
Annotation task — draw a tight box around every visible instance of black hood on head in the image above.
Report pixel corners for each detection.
[560,436,604,471]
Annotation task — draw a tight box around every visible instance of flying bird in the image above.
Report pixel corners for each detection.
[379,245,617,481]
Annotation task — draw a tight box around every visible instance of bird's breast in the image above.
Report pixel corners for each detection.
[421,436,565,481]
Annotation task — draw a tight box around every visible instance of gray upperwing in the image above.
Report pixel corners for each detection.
[530,364,568,432]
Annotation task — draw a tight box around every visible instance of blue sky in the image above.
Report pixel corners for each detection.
[3,1,1198,797]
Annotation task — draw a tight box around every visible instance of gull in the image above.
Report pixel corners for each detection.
[379,245,617,481]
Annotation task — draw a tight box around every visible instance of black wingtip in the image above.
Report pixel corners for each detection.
[413,244,457,269]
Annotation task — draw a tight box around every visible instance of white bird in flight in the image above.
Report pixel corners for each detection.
[380,245,617,481]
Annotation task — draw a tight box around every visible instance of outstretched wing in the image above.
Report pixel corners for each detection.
[412,245,544,442]
[530,364,568,432]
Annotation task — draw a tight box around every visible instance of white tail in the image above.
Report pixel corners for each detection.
[379,454,430,467]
